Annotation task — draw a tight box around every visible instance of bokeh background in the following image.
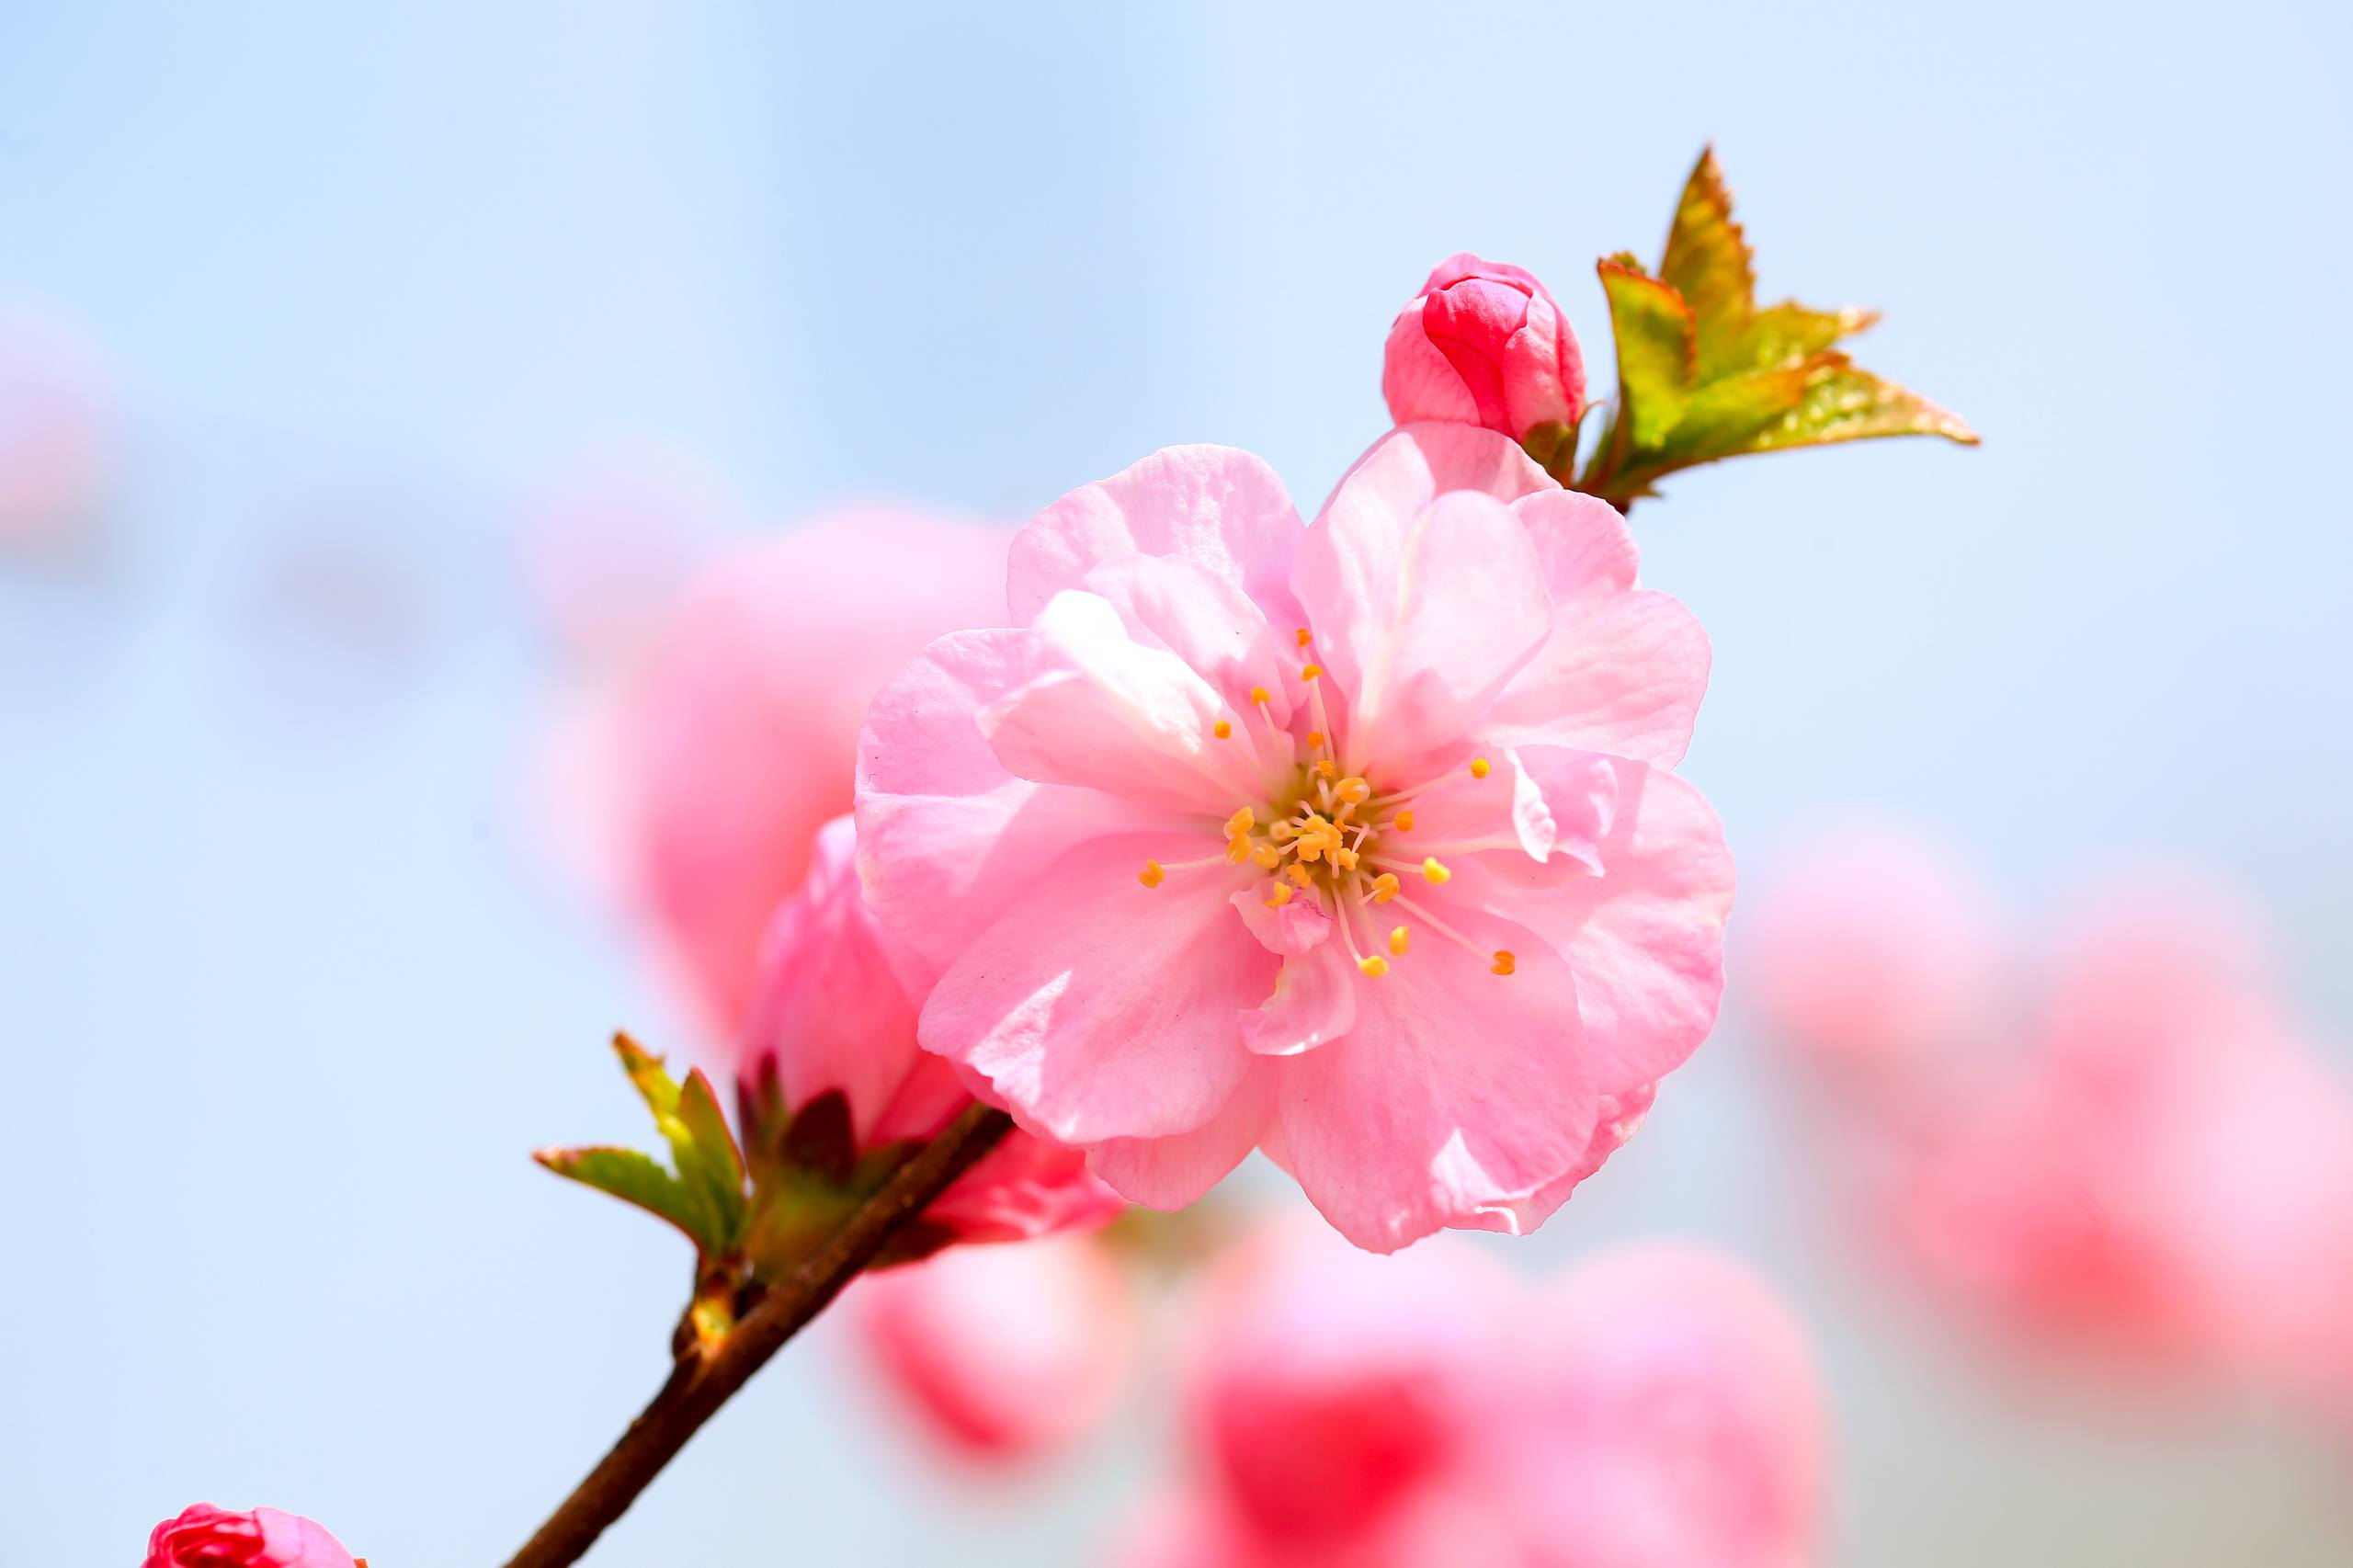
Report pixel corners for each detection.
[6,1,2350,1562]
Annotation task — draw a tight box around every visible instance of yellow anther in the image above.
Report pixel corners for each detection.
[1313,758,1336,778]
[1491,949,1517,976]
[1307,730,1325,749]
[1336,777,1371,804]
[1252,843,1282,870]
[1225,807,1256,836]
[1225,834,1253,864]
[1295,628,1313,648]
[1389,925,1410,957]
[1370,872,1401,903]
[1394,810,1415,833]
[1250,686,1270,705]
[1285,863,1313,889]
[1333,846,1360,871]
[1265,881,1294,907]
[1269,819,1299,841]
[1138,860,1165,889]
[1421,857,1452,884]
[1301,664,1323,681]
[1213,719,1232,739]
[1358,955,1390,979]
[1469,757,1492,779]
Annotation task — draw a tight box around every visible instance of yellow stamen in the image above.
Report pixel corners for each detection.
[1266,881,1294,908]
[1224,807,1256,836]
[1358,955,1390,979]
[1138,860,1165,889]
[1250,686,1270,706]
[1225,834,1252,864]
[1285,863,1313,888]
[1295,628,1313,648]
[1213,719,1232,739]
[1336,776,1371,805]
[1307,729,1325,750]
[1313,758,1336,779]
[1389,925,1410,956]
[1333,846,1360,871]
[1301,664,1323,681]
[1491,949,1517,977]
[1469,757,1491,779]
[1370,872,1401,903]
[1251,843,1281,870]
[1422,857,1452,884]
[1394,810,1415,833]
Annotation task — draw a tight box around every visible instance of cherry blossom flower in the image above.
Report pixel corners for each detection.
[1115,1225,1822,1568]
[852,1232,1134,1460]
[1381,256,1586,443]
[142,1506,358,1568]
[737,814,1122,1244]
[857,424,1729,1251]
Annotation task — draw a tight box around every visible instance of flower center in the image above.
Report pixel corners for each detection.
[1133,631,1516,982]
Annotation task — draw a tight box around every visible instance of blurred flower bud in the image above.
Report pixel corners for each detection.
[854,1233,1135,1460]
[1381,255,1586,445]
[142,1506,358,1568]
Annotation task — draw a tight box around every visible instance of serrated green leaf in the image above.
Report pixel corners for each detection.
[1733,301,1878,373]
[676,1068,748,1247]
[1659,146,1756,382]
[1595,259,1695,451]
[1738,358,1978,453]
[535,1145,721,1253]
[613,1031,682,1121]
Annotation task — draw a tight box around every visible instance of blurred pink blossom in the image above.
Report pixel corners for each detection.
[852,1232,1134,1460]
[1381,256,1586,443]
[142,1505,357,1568]
[1743,822,2006,1072]
[1117,1225,1822,1568]
[738,814,1122,1244]
[857,427,1728,1252]
[0,304,115,552]
[551,506,1010,1036]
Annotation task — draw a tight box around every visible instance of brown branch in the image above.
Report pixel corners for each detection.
[501,1102,1015,1568]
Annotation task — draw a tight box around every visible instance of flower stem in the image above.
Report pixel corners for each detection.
[500,1102,1015,1568]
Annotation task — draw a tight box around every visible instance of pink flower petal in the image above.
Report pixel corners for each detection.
[1240,943,1359,1058]
[1077,551,1303,731]
[1008,444,1306,627]
[1275,905,1596,1252]
[1088,1060,1280,1209]
[1231,885,1334,956]
[919,834,1279,1143]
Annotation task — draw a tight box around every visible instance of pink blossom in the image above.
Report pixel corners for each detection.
[1114,1226,1821,1568]
[142,1506,357,1568]
[856,426,1728,1251]
[589,510,1011,1034]
[852,1232,1134,1460]
[1743,823,2006,1072]
[1900,880,2353,1390]
[1381,256,1586,443]
[739,814,1122,1243]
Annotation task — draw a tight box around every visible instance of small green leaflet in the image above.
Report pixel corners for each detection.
[536,1033,749,1263]
[1574,147,1976,507]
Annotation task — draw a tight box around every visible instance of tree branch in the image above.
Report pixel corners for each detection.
[501,1102,1015,1568]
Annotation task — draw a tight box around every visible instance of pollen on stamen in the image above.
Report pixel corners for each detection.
[1225,835,1253,865]
[1422,857,1452,884]
[1138,860,1165,889]
[1300,664,1324,681]
[1336,777,1371,805]
[1358,955,1390,979]
[1469,757,1492,779]
[1225,807,1256,836]
[1252,843,1281,869]
[1250,686,1270,706]
[1285,863,1313,889]
[1266,881,1294,908]
[1313,759,1336,779]
[1307,729,1325,750]
[1213,719,1232,739]
[1333,846,1360,871]
[1394,810,1415,833]
[1370,871,1401,903]
[1388,925,1410,956]
[1295,628,1313,648]
[1491,949,1517,976]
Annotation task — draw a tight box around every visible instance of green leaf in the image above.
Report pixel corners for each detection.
[676,1068,748,1247]
[1579,147,1976,506]
[534,1145,719,1253]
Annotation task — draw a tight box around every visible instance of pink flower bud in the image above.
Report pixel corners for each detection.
[1381,255,1586,442]
[854,1233,1135,1460]
[142,1506,358,1568]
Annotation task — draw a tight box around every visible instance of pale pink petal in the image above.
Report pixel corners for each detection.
[1078,551,1302,731]
[1495,1084,1658,1234]
[1464,760,1732,1093]
[1232,885,1334,956]
[1007,444,1306,627]
[1089,1059,1280,1209]
[1395,745,1616,871]
[928,1125,1129,1241]
[982,591,1267,812]
[855,628,1136,986]
[1295,486,1552,772]
[920,834,1277,1143]
[1240,942,1359,1057]
[1482,492,1710,767]
[1307,422,1553,531]
[1277,907,1596,1251]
